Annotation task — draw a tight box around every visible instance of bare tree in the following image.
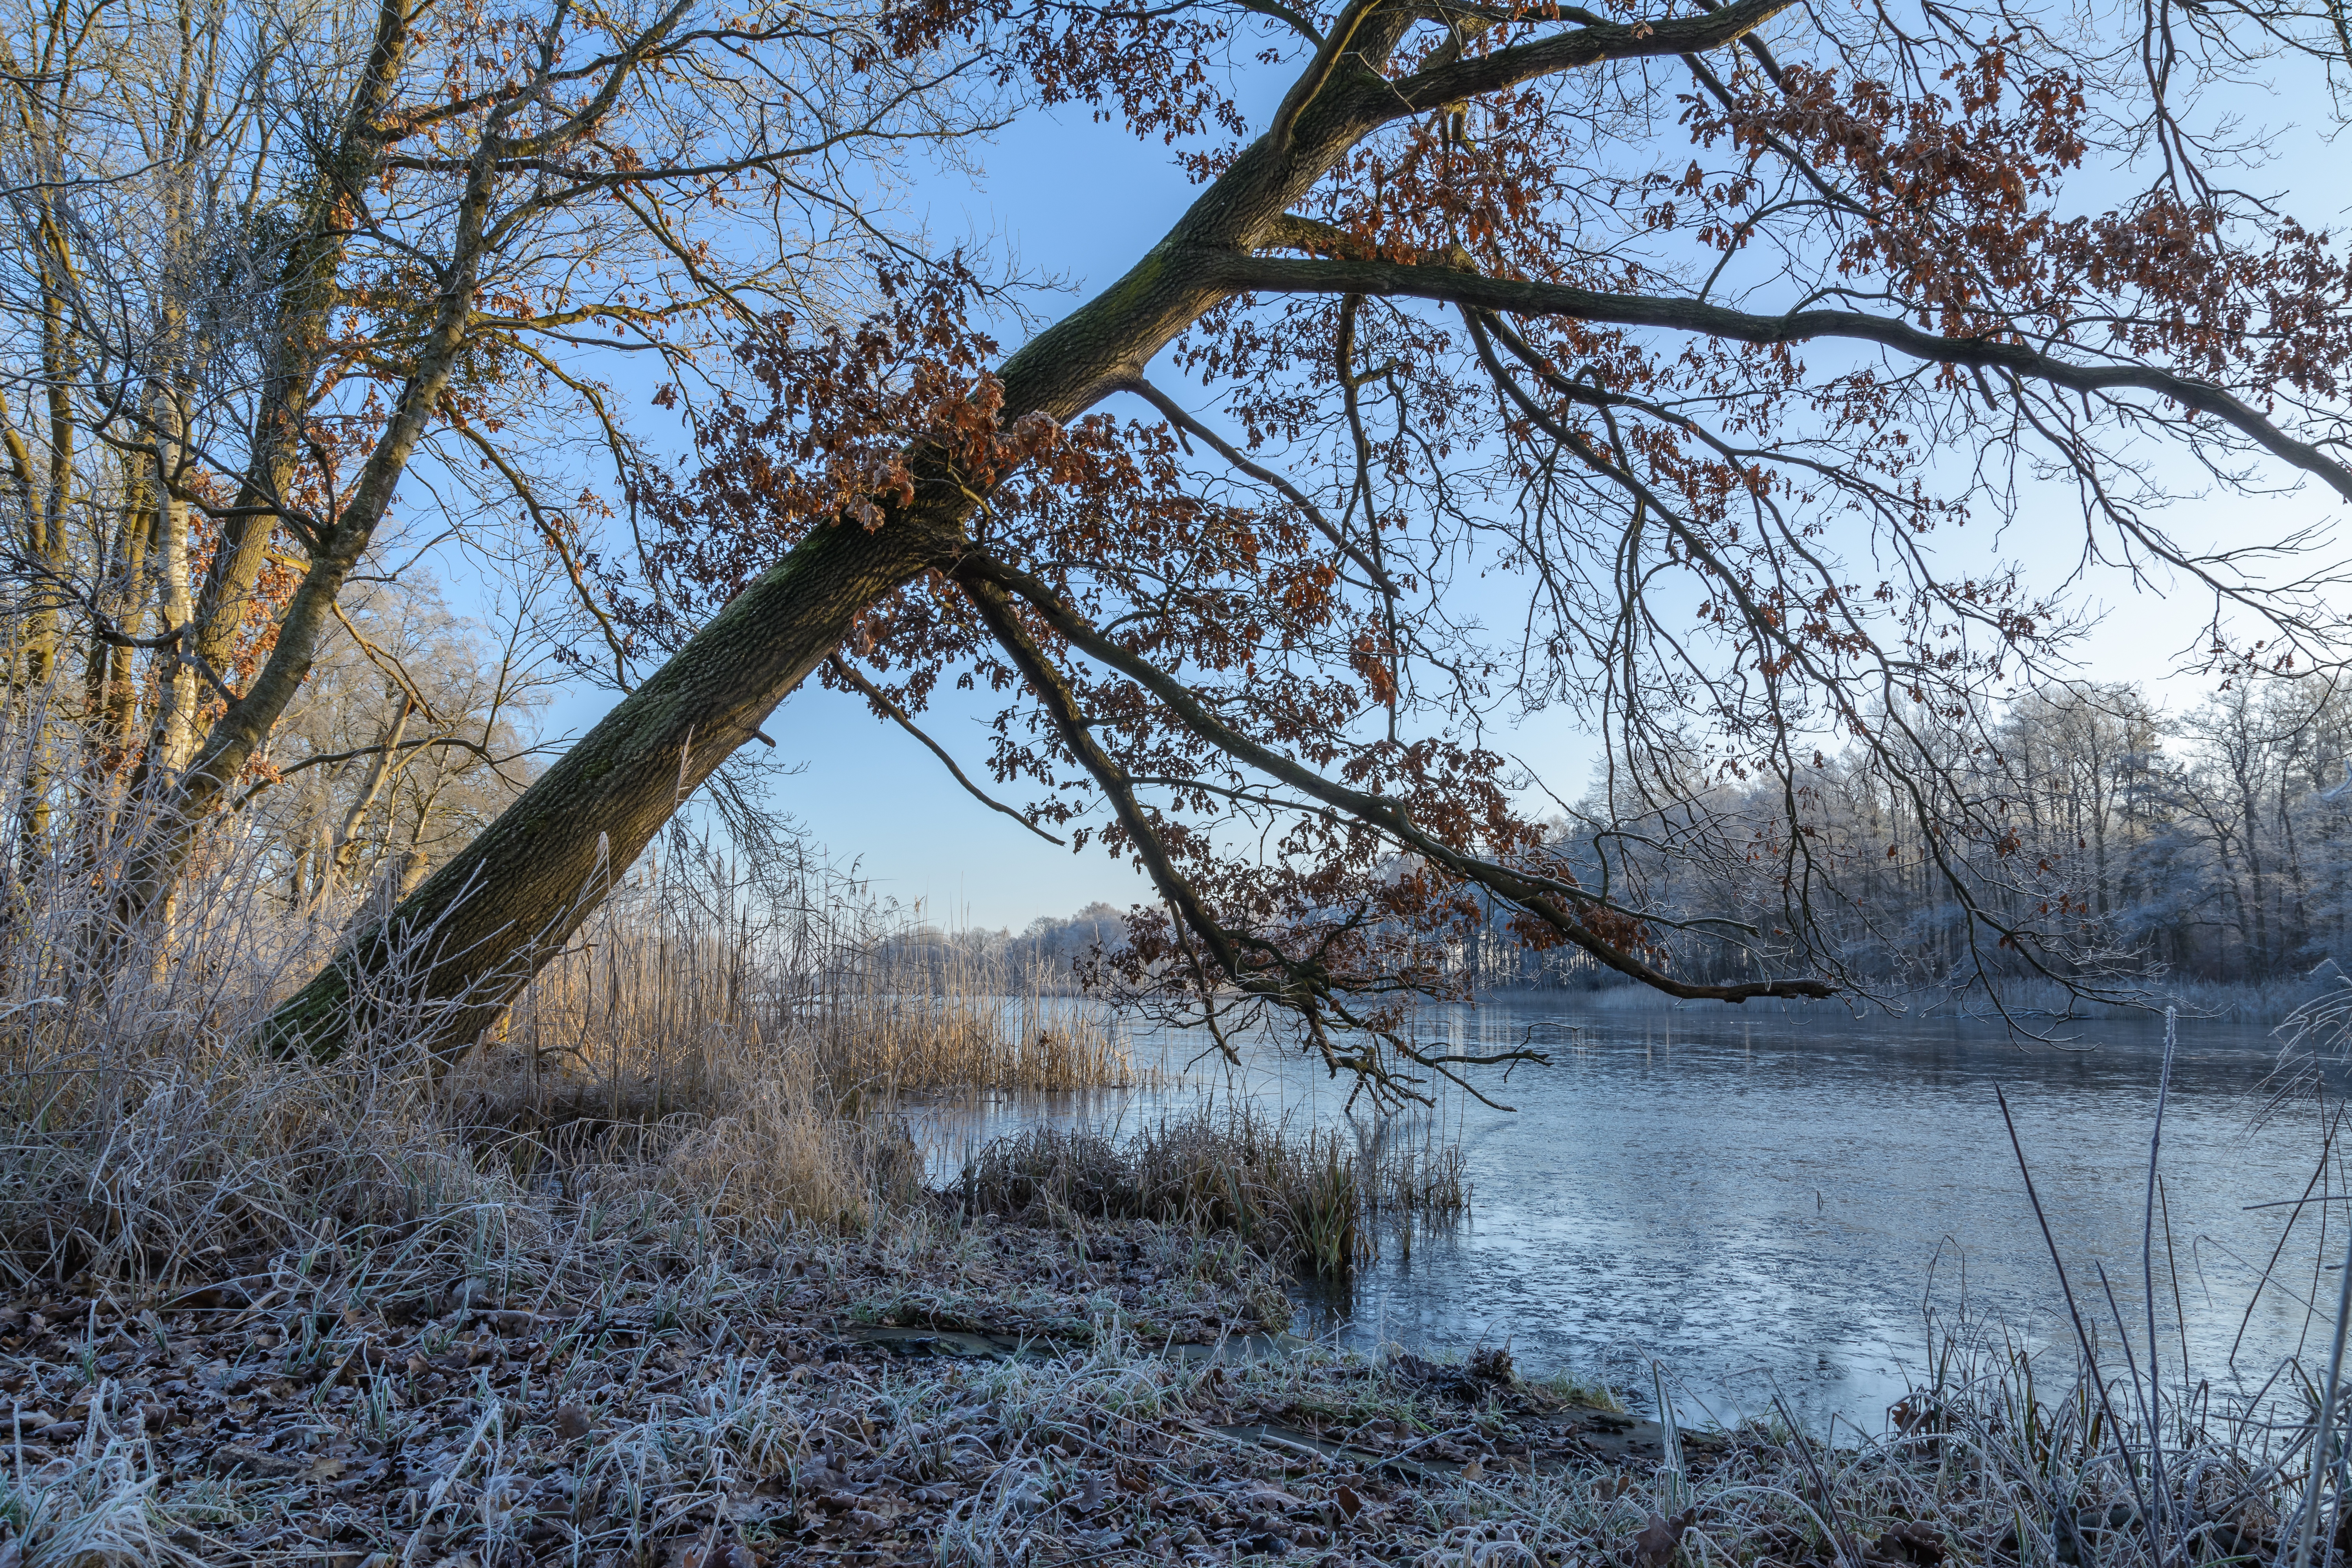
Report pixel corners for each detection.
[0,0,991,944]
[260,0,2352,1094]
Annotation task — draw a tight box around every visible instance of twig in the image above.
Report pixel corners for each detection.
[1994,1084,2158,1561]
[827,654,1064,846]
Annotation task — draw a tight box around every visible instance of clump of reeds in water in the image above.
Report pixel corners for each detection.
[955,1104,1467,1277]
[808,944,1142,1098]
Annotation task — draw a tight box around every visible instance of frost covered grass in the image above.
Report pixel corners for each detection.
[4,1217,2334,1568]
[0,1197,1299,1567]
[6,805,2350,1565]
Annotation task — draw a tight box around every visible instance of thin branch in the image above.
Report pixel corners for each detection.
[826,653,1064,845]
[1111,375,1399,598]
[964,553,1836,1004]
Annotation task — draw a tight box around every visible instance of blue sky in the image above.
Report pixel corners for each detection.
[481,39,2352,935]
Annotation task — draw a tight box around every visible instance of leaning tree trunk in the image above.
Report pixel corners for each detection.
[260,113,1367,1064]
[260,509,943,1057]
[260,0,1785,1062]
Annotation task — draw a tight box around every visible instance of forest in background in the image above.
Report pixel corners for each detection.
[1529,677,2352,998]
[970,676,2352,1004]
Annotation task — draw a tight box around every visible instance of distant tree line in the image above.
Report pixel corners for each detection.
[952,678,2350,1005]
[865,903,1131,990]
[443,662,2350,1014]
[1435,678,2352,998]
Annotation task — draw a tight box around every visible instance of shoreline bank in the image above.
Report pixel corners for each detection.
[0,1195,2310,1568]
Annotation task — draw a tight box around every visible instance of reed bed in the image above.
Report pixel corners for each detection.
[0,799,1140,1289]
[0,941,921,1286]
[487,900,1141,1117]
[808,948,1141,1099]
[955,1103,1468,1277]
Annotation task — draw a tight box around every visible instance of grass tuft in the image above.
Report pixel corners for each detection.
[955,1103,1468,1277]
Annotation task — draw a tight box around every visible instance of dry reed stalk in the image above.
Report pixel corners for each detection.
[0,732,1152,1294]
[809,946,1141,1097]
[0,820,907,1283]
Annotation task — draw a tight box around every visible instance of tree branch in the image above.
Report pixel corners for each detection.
[962,554,1836,1003]
[1110,375,1399,597]
[1210,254,2352,501]
[1375,0,1794,117]
[826,653,1064,845]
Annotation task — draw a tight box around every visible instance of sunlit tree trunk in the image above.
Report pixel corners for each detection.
[144,385,201,776]
[314,693,412,905]
[263,510,944,1055]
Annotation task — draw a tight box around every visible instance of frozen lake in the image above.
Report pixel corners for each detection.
[912,996,2344,1431]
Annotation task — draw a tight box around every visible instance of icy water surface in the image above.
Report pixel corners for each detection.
[911,998,2344,1431]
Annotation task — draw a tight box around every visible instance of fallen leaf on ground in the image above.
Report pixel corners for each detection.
[1871,1522,1946,1565]
[207,1444,305,1479]
[1634,1508,1697,1568]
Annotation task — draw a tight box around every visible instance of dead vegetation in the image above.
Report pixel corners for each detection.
[806,951,1140,1100]
[954,1106,1469,1278]
[0,824,1147,1283]
[3,833,2348,1568]
[0,1204,2331,1568]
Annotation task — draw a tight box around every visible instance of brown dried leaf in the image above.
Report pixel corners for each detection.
[1633,1508,1697,1568]
[1871,1522,1946,1565]
[208,1443,305,1479]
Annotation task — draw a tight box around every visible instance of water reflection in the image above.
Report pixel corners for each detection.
[907,997,2340,1431]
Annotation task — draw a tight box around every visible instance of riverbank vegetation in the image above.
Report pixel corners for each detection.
[958,1107,1469,1279]
[5,810,2350,1566]
[2,1147,2343,1568]
[14,796,2347,1566]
